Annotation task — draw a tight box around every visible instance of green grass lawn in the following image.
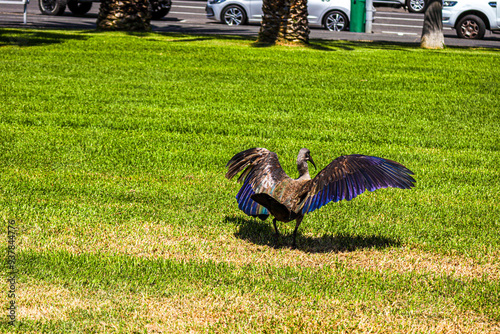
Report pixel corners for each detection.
[0,28,499,332]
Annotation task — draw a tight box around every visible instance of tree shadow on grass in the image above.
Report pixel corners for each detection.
[0,28,89,47]
[227,216,400,253]
[309,40,420,52]
[155,31,256,43]
[153,31,414,51]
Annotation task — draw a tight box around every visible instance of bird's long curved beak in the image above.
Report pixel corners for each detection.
[309,157,317,170]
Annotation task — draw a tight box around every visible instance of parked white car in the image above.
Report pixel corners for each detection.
[373,0,427,13]
[443,0,500,39]
[206,0,351,31]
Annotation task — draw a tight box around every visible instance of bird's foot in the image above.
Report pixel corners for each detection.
[273,233,281,248]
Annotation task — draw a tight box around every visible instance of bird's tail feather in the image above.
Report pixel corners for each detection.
[251,193,297,223]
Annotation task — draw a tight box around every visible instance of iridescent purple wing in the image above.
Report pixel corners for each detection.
[301,155,415,215]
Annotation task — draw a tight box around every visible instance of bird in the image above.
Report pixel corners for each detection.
[225,148,415,248]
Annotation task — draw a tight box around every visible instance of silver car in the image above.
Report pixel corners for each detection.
[206,0,351,31]
[373,0,427,13]
[442,0,500,39]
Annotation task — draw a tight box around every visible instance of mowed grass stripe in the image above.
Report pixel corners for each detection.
[17,250,500,322]
[3,165,499,259]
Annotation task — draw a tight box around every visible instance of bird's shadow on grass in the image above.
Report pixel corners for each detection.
[227,217,400,253]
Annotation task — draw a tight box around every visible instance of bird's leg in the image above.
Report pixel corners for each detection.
[272,218,280,245]
[291,215,303,249]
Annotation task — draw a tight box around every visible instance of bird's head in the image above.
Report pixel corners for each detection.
[297,148,317,170]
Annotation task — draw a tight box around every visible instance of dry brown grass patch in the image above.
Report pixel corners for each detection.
[10,278,500,333]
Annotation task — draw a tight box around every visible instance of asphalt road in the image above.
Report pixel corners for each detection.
[1,0,500,48]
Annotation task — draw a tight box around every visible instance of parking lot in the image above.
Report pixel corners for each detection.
[1,0,500,47]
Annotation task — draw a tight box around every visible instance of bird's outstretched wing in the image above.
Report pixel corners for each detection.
[226,148,291,219]
[301,155,415,215]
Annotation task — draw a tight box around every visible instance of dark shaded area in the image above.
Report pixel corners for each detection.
[153,32,499,51]
[0,19,98,32]
[228,216,401,253]
[0,28,90,47]
[309,38,495,51]
[0,26,498,50]
[250,38,419,51]
[156,31,256,42]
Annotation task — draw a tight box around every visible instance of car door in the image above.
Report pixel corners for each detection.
[307,0,329,24]
[249,0,263,22]
[497,0,500,28]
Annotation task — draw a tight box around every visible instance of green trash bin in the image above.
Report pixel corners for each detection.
[350,0,366,32]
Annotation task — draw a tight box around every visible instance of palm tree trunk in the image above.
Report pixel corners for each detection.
[420,0,444,49]
[258,0,284,44]
[97,0,151,31]
[258,0,309,45]
[283,0,309,44]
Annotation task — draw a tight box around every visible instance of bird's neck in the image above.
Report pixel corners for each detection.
[297,161,310,180]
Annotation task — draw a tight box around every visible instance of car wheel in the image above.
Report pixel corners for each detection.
[150,0,172,20]
[406,0,426,13]
[221,5,246,26]
[67,0,92,15]
[456,15,486,40]
[324,11,348,32]
[38,0,66,15]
